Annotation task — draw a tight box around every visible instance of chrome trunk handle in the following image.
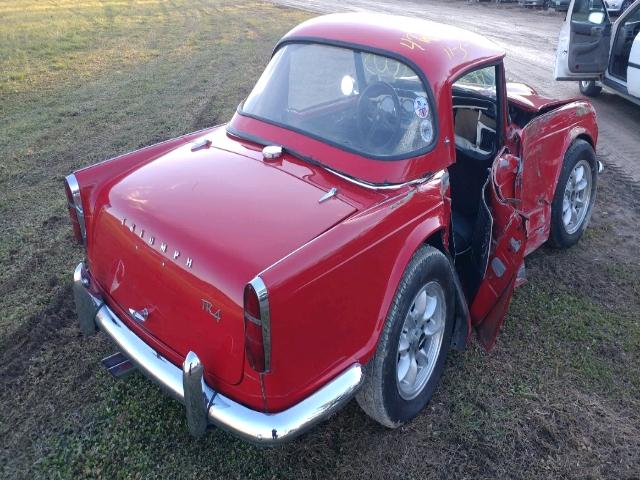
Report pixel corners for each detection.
[128,308,149,322]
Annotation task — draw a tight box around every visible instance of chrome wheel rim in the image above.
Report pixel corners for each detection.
[562,159,592,235]
[580,80,591,89]
[396,281,446,400]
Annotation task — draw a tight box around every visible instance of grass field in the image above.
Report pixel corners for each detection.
[1,1,639,478]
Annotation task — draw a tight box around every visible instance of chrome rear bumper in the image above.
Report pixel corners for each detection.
[73,262,363,445]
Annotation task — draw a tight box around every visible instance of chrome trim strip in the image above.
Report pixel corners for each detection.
[65,173,87,245]
[73,263,363,444]
[323,167,433,190]
[226,125,435,190]
[248,276,271,372]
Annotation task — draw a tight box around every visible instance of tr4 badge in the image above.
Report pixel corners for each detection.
[201,299,221,322]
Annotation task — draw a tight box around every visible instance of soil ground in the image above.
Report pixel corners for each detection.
[1,1,639,478]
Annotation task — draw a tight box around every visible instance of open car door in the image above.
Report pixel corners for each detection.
[555,0,612,80]
[470,149,527,350]
[626,7,640,97]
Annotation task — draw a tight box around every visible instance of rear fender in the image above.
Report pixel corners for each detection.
[377,198,470,354]
[259,174,464,411]
[384,224,470,352]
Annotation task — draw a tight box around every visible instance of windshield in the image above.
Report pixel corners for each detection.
[241,43,436,159]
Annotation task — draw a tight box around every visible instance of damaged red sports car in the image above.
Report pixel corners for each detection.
[66,13,600,444]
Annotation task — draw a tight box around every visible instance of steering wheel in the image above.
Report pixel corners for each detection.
[357,81,402,153]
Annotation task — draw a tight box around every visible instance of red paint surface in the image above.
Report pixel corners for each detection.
[71,14,598,412]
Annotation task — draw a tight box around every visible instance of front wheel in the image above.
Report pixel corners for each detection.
[549,139,598,248]
[356,246,455,427]
[579,80,602,97]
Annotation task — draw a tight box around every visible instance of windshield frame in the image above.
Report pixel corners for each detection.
[235,38,439,162]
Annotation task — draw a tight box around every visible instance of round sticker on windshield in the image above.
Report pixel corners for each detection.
[420,120,434,144]
[414,96,430,118]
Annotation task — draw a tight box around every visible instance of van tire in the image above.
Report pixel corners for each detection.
[579,80,602,97]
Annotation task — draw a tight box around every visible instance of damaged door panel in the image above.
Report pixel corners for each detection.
[470,150,527,351]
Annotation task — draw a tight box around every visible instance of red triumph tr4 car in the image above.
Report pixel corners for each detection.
[67,14,601,444]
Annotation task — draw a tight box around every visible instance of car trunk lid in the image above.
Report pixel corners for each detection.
[88,141,356,384]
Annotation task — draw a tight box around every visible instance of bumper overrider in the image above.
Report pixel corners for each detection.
[73,262,363,445]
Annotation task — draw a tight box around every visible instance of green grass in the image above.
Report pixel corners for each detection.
[0,0,309,338]
[1,1,639,479]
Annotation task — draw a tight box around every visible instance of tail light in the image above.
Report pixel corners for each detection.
[64,174,86,246]
[243,277,271,373]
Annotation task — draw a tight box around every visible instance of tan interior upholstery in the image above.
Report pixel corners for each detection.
[454,108,479,144]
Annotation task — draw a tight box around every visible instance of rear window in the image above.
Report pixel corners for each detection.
[241,42,436,159]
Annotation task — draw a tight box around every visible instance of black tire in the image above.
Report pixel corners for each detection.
[549,139,598,248]
[579,80,602,97]
[356,246,455,427]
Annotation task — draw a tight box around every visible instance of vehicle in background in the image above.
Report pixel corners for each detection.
[605,0,634,16]
[519,0,551,8]
[555,0,640,105]
[553,0,571,11]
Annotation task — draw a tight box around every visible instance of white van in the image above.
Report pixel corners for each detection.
[555,0,640,105]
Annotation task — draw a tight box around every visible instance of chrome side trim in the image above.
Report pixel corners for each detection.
[226,124,435,190]
[65,173,87,245]
[248,276,271,372]
[323,167,433,190]
[73,263,363,444]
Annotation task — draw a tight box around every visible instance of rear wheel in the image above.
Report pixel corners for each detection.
[579,80,602,97]
[549,139,598,248]
[356,246,455,427]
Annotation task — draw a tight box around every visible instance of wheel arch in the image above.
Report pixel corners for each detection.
[575,132,595,149]
[423,230,471,352]
[372,220,470,363]
[548,124,598,203]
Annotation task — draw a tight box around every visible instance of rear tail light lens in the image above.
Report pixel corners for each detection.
[64,181,83,244]
[64,174,86,246]
[243,279,271,373]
